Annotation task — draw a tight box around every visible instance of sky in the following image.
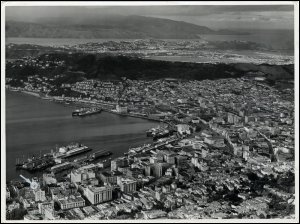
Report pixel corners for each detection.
[5,4,294,30]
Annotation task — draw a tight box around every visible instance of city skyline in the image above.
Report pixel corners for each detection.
[2,1,298,222]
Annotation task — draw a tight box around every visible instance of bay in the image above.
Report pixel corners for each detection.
[5,91,157,181]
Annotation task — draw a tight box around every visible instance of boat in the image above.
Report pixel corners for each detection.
[128,144,151,154]
[146,125,169,137]
[72,107,102,117]
[72,108,86,116]
[17,155,55,172]
[153,129,174,141]
[53,143,92,159]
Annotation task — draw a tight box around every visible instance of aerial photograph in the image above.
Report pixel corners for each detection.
[1,1,299,222]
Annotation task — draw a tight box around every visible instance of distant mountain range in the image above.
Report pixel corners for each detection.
[6,15,248,39]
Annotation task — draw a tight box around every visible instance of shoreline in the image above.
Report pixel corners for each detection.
[6,88,163,124]
[6,90,160,182]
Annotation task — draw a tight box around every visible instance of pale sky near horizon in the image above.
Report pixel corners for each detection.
[5,5,294,30]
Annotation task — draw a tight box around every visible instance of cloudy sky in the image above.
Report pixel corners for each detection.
[6,4,294,30]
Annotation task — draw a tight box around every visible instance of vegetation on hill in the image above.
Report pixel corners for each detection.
[6,53,294,87]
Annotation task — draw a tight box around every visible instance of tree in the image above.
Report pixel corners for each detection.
[7,208,27,220]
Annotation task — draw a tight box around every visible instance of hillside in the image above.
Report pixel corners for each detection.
[6,15,216,39]
[6,53,294,84]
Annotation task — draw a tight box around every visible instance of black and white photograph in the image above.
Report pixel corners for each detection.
[1,1,299,222]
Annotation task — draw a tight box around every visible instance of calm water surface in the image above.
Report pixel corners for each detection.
[6,91,158,181]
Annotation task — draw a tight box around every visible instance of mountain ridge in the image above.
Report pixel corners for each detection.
[6,15,219,39]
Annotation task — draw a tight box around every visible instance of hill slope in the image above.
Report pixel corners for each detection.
[6,15,216,39]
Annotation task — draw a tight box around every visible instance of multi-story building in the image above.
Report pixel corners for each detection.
[57,195,85,210]
[70,168,96,184]
[38,201,54,215]
[43,173,57,185]
[99,171,122,185]
[153,162,170,178]
[34,189,46,202]
[126,168,144,178]
[176,124,191,135]
[111,157,128,171]
[145,164,155,176]
[117,177,137,194]
[84,185,113,205]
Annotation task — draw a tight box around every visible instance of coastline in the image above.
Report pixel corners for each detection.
[6,90,159,181]
[6,87,163,123]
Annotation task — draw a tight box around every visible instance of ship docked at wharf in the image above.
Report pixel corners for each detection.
[53,143,92,159]
[15,154,55,172]
[15,143,92,172]
[72,107,102,117]
[125,143,151,156]
[146,125,176,141]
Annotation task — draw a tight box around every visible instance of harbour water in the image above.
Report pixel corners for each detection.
[5,91,158,181]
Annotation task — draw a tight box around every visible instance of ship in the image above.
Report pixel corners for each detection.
[72,107,102,117]
[53,143,92,159]
[153,129,174,141]
[16,155,55,172]
[88,149,112,161]
[72,108,86,116]
[127,143,151,155]
[146,125,169,137]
